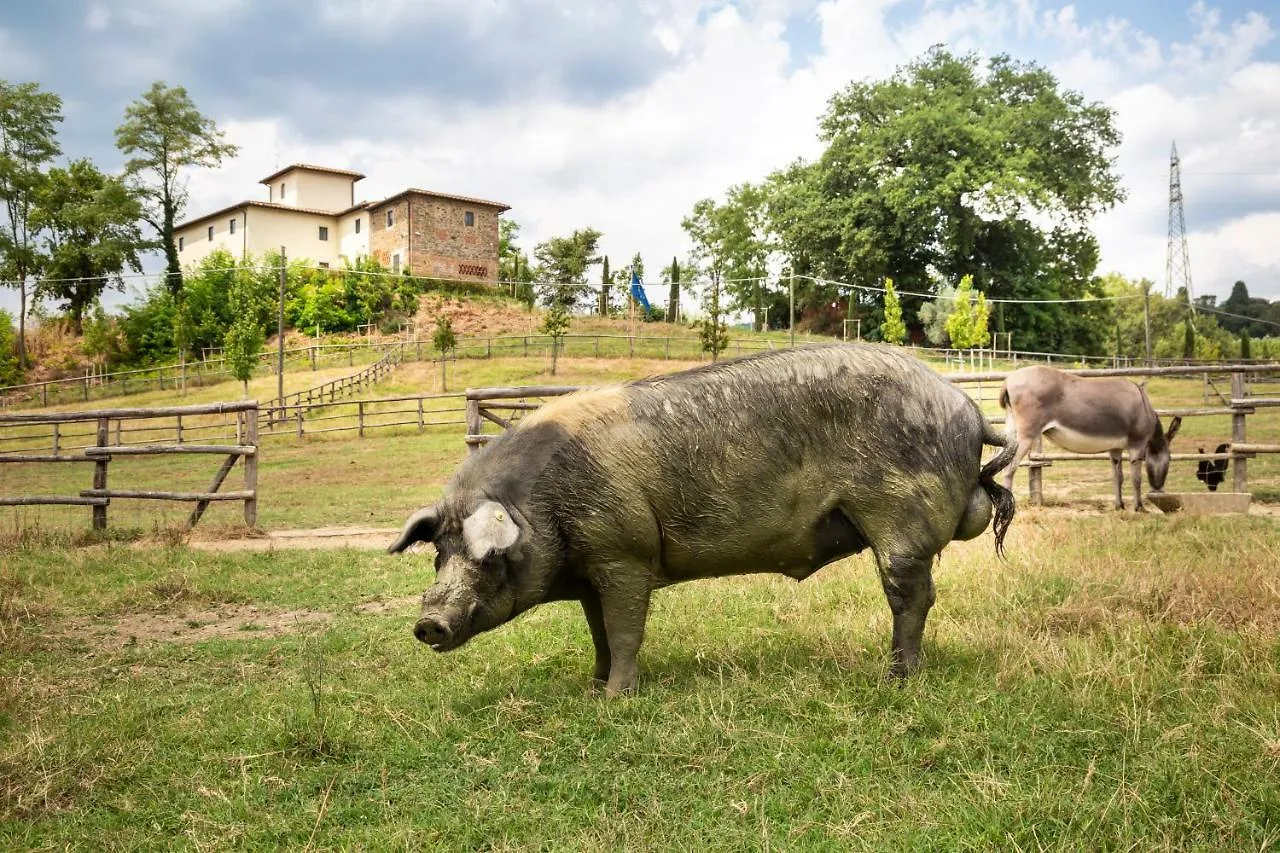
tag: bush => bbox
[0,310,21,385]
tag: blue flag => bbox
[629,269,651,312]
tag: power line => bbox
[797,275,1141,305]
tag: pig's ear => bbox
[462,501,520,560]
[387,506,440,554]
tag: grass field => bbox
[2,353,1279,847]
[1,510,1278,848]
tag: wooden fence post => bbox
[243,408,259,527]
[176,414,184,445]
[1232,371,1248,493]
[1029,435,1044,506]
[417,398,425,432]
[358,401,365,438]
[466,397,483,454]
[51,423,60,456]
[296,407,304,438]
[92,418,109,530]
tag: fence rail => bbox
[261,347,403,426]
[0,401,260,529]
[9,327,1280,410]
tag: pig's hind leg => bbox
[875,552,937,679]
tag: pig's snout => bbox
[413,616,452,648]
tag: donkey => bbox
[999,365,1181,511]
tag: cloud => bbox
[2,0,1279,323]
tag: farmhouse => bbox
[173,164,510,280]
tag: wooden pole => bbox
[277,246,287,423]
[243,407,259,527]
[189,453,241,529]
[92,418,109,530]
[1232,371,1247,494]
[1029,435,1044,506]
[789,269,796,348]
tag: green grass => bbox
[1,513,1277,848]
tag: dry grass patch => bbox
[58,605,333,649]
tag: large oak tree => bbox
[764,47,1125,353]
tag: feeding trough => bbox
[1147,491,1251,516]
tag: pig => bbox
[389,343,1016,695]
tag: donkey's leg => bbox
[1003,426,1037,493]
[1130,453,1146,512]
[1108,449,1126,510]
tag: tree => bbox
[1241,330,1252,361]
[115,82,238,298]
[31,159,146,334]
[762,47,1123,354]
[533,227,602,309]
[223,269,264,398]
[599,255,611,316]
[945,275,991,350]
[0,80,63,367]
[433,314,457,391]
[1182,317,1196,360]
[540,301,570,375]
[880,278,906,344]
[665,256,680,323]
[918,282,956,346]
[682,188,776,331]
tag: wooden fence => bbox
[261,347,402,426]
[0,401,259,529]
[259,391,467,439]
[12,327,1279,411]
[463,364,1280,505]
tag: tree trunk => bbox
[17,280,27,368]
[667,282,679,324]
[162,203,183,296]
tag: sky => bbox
[2,0,1279,318]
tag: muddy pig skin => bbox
[389,343,1016,695]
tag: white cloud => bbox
[129,1,1280,310]
[0,28,37,77]
[85,5,111,30]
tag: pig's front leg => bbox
[578,590,611,683]
[589,566,652,697]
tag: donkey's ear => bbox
[1165,416,1182,443]
[388,506,439,554]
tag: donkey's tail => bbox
[980,419,1017,557]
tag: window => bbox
[318,226,329,241]
[207,225,214,240]
[354,218,361,234]
[280,182,286,198]
[319,262,330,269]
[391,253,401,274]
[386,209,394,228]
[178,236,184,251]
[458,263,486,277]
[464,210,475,227]
[229,218,236,235]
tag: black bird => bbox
[1196,443,1230,491]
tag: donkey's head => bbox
[1145,416,1182,492]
